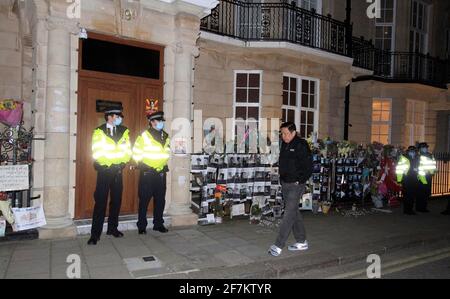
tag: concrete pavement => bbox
[1,199,449,279]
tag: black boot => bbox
[87,236,99,245]
[153,225,169,233]
[106,230,124,238]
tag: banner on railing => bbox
[0,165,29,192]
[12,204,47,232]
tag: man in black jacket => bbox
[269,122,313,257]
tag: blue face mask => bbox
[114,117,122,126]
[420,147,428,154]
[408,151,416,159]
[155,121,164,131]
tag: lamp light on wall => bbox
[79,27,88,39]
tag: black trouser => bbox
[417,178,432,211]
[91,167,123,239]
[275,183,307,248]
[402,179,419,213]
[137,170,166,231]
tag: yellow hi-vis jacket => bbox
[418,154,437,178]
[395,154,427,185]
[132,130,170,172]
[91,126,132,167]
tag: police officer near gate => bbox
[133,109,170,234]
[416,142,437,213]
[88,104,132,245]
[396,146,423,215]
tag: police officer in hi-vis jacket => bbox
[133,109,170,234]
[88,104,132,245]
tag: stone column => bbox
[168,13,200,226]
[39,17,78,239]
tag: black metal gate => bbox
[0,124,40,241]
[432,152,450,197]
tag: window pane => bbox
[249,74,260,88]
[282,109,287,121]
[302,80,309,93]
[248,89,260,103]
[236,107,246,119]
[283,91,289,105]
[385,9,393,23]
[310,81,315,94]
[376,27,384,38]
[290,78,297,91]
[384,40,392,51]
[283,77,289,90]
[372,111,381,122]
[300,111,306,124]
[247,107,259,120]
[381,111,390,122]
[300,125,306,138]
[307,125,313,138]
[307,111,314,125]
[372,125,380,135]
[380,135,389,145]
[236,88,247,102]
[236,73,248,87]
[287,110,295,123]
[302,94,309,107]
[290,92,297,106]
[381,101,391,111]
[415,112,423,124]
[309,94,315,108]
[372,101,382,111]
[379,125,389,135]
[384,27,392,38]
[418,4,423,30]
[386,0,393,10]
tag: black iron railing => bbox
[352,41,448,87]
[352,37,375,70]
[200,0,352,57]
[201,1,448,87]
[432,152,450,197]
[0,125,34,208]
[373,51,447,86]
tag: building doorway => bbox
[75,32,164,219]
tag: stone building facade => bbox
[0,0,219,239]
[0,0,449,239]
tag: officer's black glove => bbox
[94,162,107,172]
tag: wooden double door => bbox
[75,76,163,219]
[75,33,164,220]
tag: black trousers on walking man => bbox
[91,167,123,239]
[137,170,166,231]
[275,183,307,248]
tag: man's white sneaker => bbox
[288,241,308,251]
[268,245,282,257]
